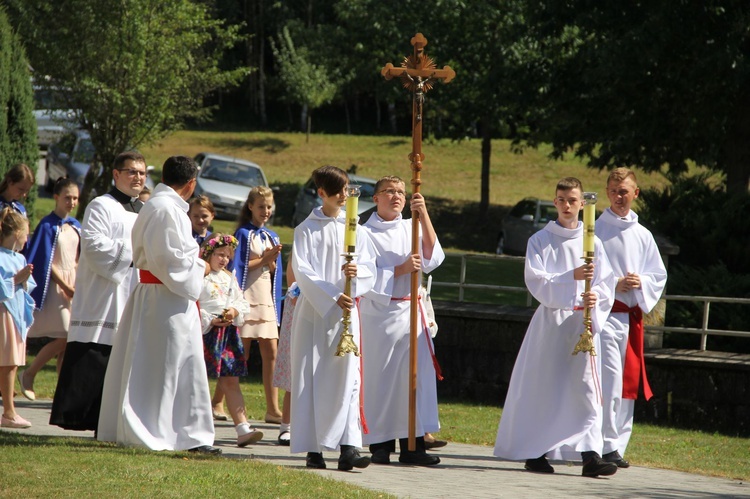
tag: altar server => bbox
[595,167,667,467]
[98,156,217,454]
[494,177,617,477]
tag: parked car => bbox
[193,152,271,220]
[292,174,377,226]
[496,197,558,255]
[33,85,78,148]
[46,129,155,192]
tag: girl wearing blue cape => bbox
[212,186,283,424]
[19,179,81,400]
[0,208,36,429]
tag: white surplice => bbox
[494,221,615,462]
[595,208,667,456]
[290,206,376,453]
[67,194,138,345]
[360,214,445,445]
[98,183,213,451]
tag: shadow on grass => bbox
[203,136,291,154]
[381,139,409,147]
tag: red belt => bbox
[139,270,162,284]
[612,299,652,401]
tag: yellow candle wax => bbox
[344,195,358,250]
[583,202,595,253]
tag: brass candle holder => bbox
[335,184,361,357]
[572,191,597,357]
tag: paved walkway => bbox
[3,398,748,498]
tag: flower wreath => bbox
[200,233,239,260]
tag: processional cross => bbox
[381,33,455,451]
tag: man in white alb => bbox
[595,167,667,468]
[98,156,217,453]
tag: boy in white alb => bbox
[290,165,377,471]
[595,167,667,467]
[361,176,444,466]
[494,177,618,478]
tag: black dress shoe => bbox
[424,439,447,450]
[188,445,222,455]
[582,455,618,477]
[306,452,327,469]
[603,450,630,468]
[399,450,440,466]
[524,455,554,473]
[371,448,391,465]
[338,446,371,471]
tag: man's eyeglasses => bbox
[117,168,147,178]
[378,188,406,197]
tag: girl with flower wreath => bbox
[199,233,263,447]
[213,186,283,424]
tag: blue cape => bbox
[23,211,81,310]
[230,223,282,325]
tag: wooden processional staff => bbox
[381,33,455,451]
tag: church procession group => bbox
[0,151,665,477]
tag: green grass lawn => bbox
[14,356,750,484]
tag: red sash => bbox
[392,295,444,381]
[612,299,653,401]
[139,269,201,316]
[139,269,162,283]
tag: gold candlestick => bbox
[336,184,361,357]
[572,191,597,356]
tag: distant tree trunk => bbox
[388,101,397,135]
[375,97,381,130]
[344,100,351,134]
[306,111,311,143]
[300,104,308,133]
[353,94,360,124]
[257,3,267,126]
[480,116,492,218]
[722,88,750,194]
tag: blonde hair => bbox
[374,175,405,193]
[237,186,274,228]
[607,167,637,185]
[0,207,29,242]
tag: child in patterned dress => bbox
[199,233,263,447]
[272,259,296,445]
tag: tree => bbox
[0,6,38,218]
[270,24,338,142]
[516,2,750,194]
[7,0,246,215]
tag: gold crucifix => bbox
[381,33,455,452]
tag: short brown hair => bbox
[113,151,146,171]
[607,167,637,185]
[556,177,583,193]
[312,165,348,197]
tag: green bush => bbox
[0,6,38,221]
[639,173,750,352]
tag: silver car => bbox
[33,85,77,148]
[496,198,558,255]
[193,152,271,220]
[292,174,377,226]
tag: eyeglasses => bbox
[378,188,406,197]
[117,168,147,178]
